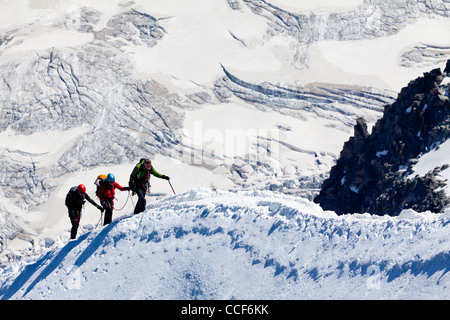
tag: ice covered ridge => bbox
[2,187,450,300]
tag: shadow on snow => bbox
[1,220,120,300]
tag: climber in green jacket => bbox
[129,158,170,215]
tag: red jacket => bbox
[97,181,126,201]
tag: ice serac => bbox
[0,6,184,263]
[0,8,182,198]
[240,0,450,58]
[315,60,450,216]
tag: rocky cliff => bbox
[314,60,450,215]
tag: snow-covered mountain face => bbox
[3,188,450,300]
[0,0,449,266]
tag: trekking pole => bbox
[168,179,176,195]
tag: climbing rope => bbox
[76,182,175,237]
[94,211,103,229]
[78,213,86,235]
[114,190,131,211]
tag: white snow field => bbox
[2,188,450,300]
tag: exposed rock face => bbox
[314,60,450,215]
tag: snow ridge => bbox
[2,188,450,299]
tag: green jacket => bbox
[129,163,163,188]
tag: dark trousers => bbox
[134,188,147,214]
[101,199,114,225]
[134,188,146,215]
[68,208,81,239]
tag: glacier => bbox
[1,0,450,301]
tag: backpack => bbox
[65,186,85,208]
[95,174,107,197]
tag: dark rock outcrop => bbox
[314,60,450,215]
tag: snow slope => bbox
[2,187,450,300]
[1,0,450,301]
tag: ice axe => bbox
[168,179,176,195]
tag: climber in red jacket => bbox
[96,173,129,225]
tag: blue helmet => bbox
[106,173,115,183]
